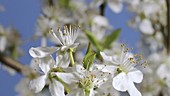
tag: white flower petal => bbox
[61,46,70,51]
[0,36,6,52]
[53,72,76,84]
[107,0,123,13]
[29,47,59,58]
[93,16,108,27]
[39,56,55,73]
[128,70,143,83]
[71,43,79,49]
[100,52,113,62]
[139,19,154,35]
[39,59,50,74]
[112,72,128,91]
[60,43,79,51]
[95,64,116,74]
[90,0,104,7]
[127,80,142,96]
[56,53,70,68]
[66,88,84,96]
[2,65,16,75]
[75,64,85,73]
[49,79,65,96]
[29,75,46,93]
[89,89,96,96]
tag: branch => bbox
[0,53,33,76]
[99,1,106,16]
[166,0,170,54]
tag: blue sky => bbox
[0,0,140,96]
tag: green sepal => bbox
[102,29,121,49]
[84,89,90,96]
[9,45,19,60]
[50,67,65,72]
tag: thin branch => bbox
[0,53,33,76]
[44,0,54,6]
[99,1,106,16]
[166,0,170,54]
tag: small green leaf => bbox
[85,30,102,51]
[59,0,70,8]
[83,43,96,70]
[140,12,146,20]
[102,29,121,49]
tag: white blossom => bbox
[49,25,80,51]
[30,25,80,58]
[66,64,109,96]
[139,19,154,35]
[107,0,123,13]
[29,56,74,96]
[0,25,7,52]
[99,44,145,96]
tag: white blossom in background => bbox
[137,36,164,56]
[107,0,123,13]
[140,72,161,96]
[91,0,123,13]
[139,19,154,35]
[92,15,110,40]
[0,25,22,75]
[99,44,145,96]
[140,55,170,96]
[35,14,56,47]
[15,78,48,96]
[126,0,166,36]
[0,25,7,52]
[157,57,170,88]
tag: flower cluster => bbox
[29,25,144,96]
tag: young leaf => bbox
[102,29,121,49]
[85,30,102,51]
[83,43,96,70]
[59,0,70,8]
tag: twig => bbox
[99,1,106,16]
[166,0,170,54]
[0,53,33,76]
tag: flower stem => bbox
[85,90,90,96]
[53,76,70,94]
[69,49,75,66]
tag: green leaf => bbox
[59,0,70,8]
[85,30,102,51]
[83,43,96,70]
[140,12,146,20]
[102,29,121,49]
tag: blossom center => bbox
[117,65,128,74]
[78,74,96,91]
